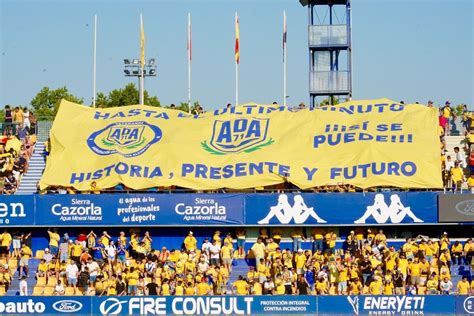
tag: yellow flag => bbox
[140,14,145,67]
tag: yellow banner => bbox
[39,99,442,190]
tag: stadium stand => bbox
[0,228,472,296]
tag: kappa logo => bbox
[258,194,326,224]
[201,118,273,154]
[354,193,423,224]
[87,121,162,158]
[347,296,359,315]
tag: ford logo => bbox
[455,200,474,216]
[52,300,83,313]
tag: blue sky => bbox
[1,0,473,109]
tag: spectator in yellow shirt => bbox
[0,230,12,259]
[19,243,32,278]
[457,277,470,295]
[467,175,474,190]
[426,275,439,294]
[184,282,196,296]
[450,162,464,191]
[295,249,307,275]
[183,231,197,252]
[232,275,249,295]
[369,276,383,295]
[47,228,60,257]
[451,241,463,265]
[311,228,324,253]
[251,238,266,269]
[265,238,279,260]
[127,267,140,295]
[272,228,282,245]
[196,277,212,295]
[221,241,233,273]
[464,238,473,265]
[375,230,386,244]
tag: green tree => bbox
[30,86,83,119]
[165,101,200,113]
[453,104,466,117]
[319,96,340,107]
[98,83,161,108]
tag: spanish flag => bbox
[235,13,240,64]
[140,14,145,67]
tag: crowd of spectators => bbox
[0,228,472,296]
[438,101,474,192]
[0,106,37,195]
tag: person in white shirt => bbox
[66,260,79,289]
[453,147,466,168]
[198,258,209,274]
[19,276,28,296]
[201,238,212,261]
[208,240,221,266]
[54,280,65,295]
[105,241,117,268]
[86,258,99,285]
[440,277,453,294]
[145,261,156,276]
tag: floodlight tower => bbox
[300,0,352,108]
[123,58,157,104]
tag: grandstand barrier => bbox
[438,194,474,223]
[0,192,440,226]
[0,295,471,315]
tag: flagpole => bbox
[93,14,97,108]
[188,13,192,114]
[283,11,287,107]
[235,12,239,107]
[139,13,145,105]
[235,58,239,107]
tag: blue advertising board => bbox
[0,195,34,226]
[245,192,438,225]
[0,295,466,315]
[35,194,244,226]
[0,296,90,314]
[456,295,474,314]
[318,295,455,315]
[92,295,317,315]
[0,192,440,226]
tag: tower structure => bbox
[300,0,352,107]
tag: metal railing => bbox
[309,25,348,47]
[310,70,350,93]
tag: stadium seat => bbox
[43,286,54,295]
[36,277,46,286]
[0,286,5,296]
[32,286,44,296]
[65,287,75,296]
[35,250,44,259]
[47,278,57,286]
